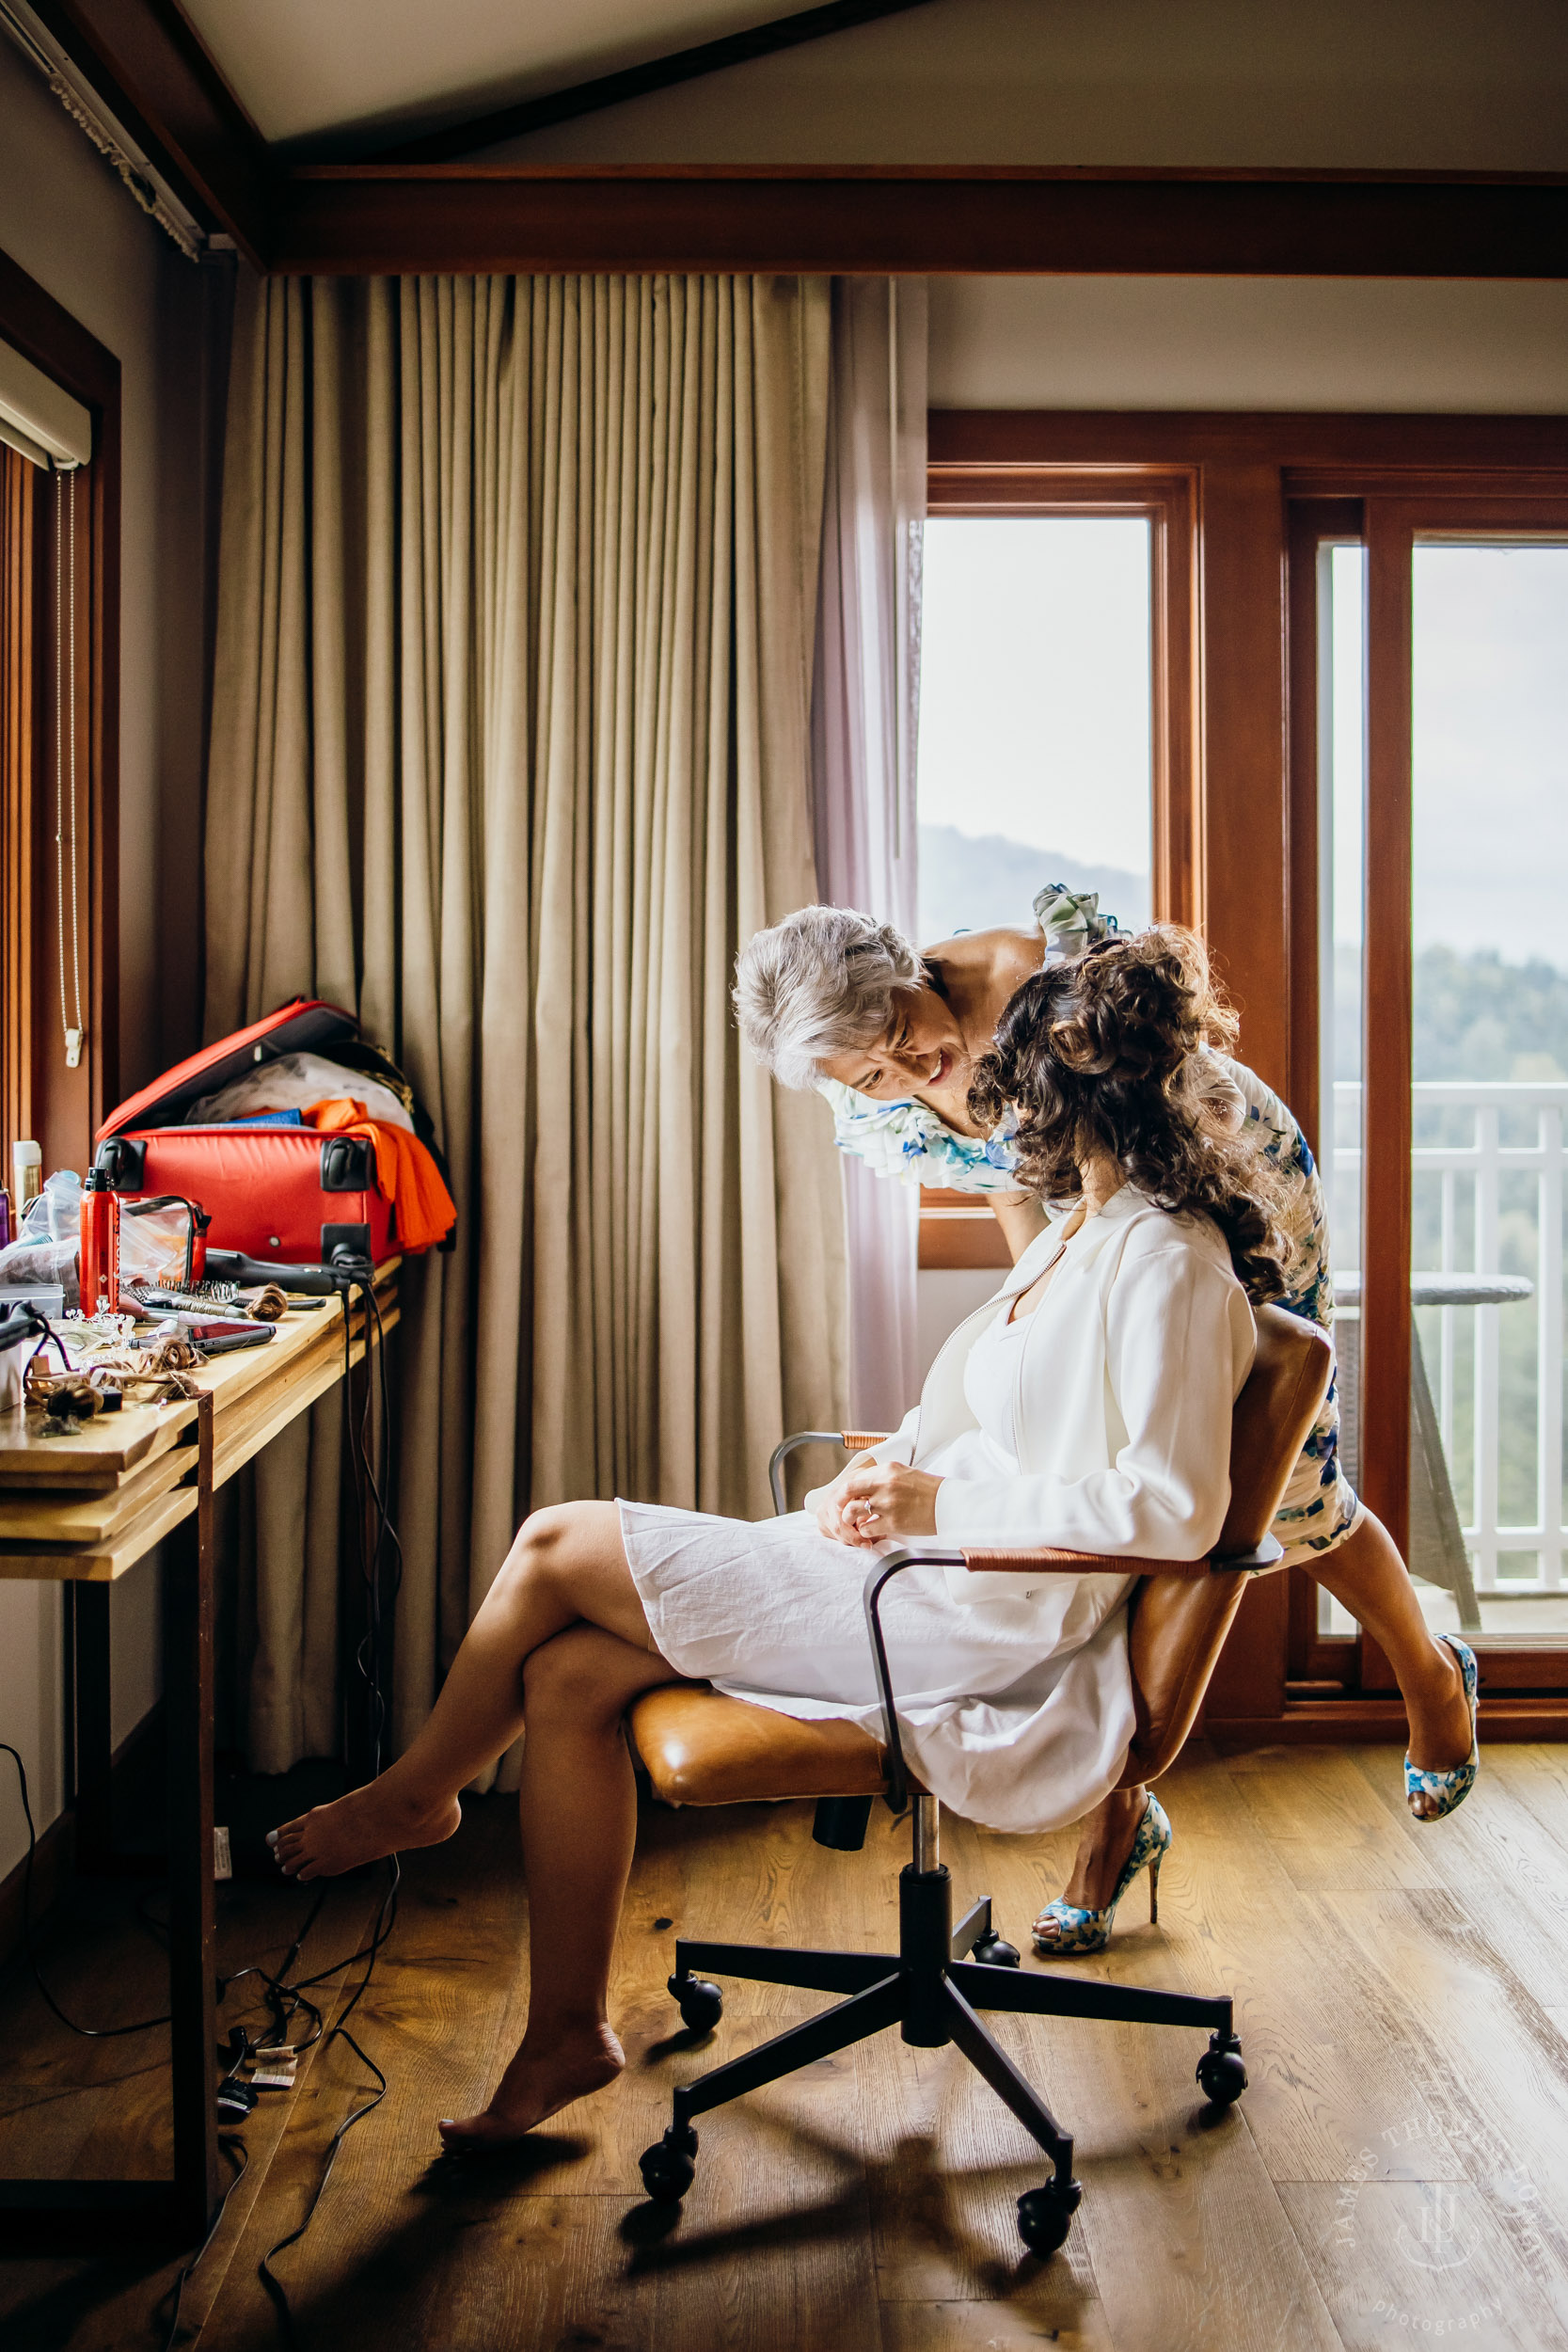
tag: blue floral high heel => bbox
[1406,1633,1480,1821]
[1032,1792,1172,1958]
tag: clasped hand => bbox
[814,1457,943,1548]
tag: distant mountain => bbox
[1329,944,1568,1083]
[1414,946,1568,1083]
[917,824,1151,946]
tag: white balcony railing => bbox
[1328,1081,1567,1596]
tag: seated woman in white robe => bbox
[270,927,1290,2154]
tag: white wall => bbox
[0,40,214,1878]
[928,277,1568,415]
[481,0,1568,168]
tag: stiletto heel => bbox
[1032,1792,1172,1958]
[1406,1634,1480,1822]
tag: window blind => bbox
[0,335,90,469]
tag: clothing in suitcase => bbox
[94,1000,455,1268]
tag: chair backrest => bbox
[1120,1303,1333,1787]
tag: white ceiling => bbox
[179,0,821,147]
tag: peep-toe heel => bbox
[1406,1633,1480,1822]
[1032,1792,1172,1959]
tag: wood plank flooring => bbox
[4,1740,1568,2351]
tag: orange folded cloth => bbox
[306,1100,457,1254]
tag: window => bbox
[0,268,117,1186]
[915,468,1196,1269]
[916,515,1153,945]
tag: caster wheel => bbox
[669,1974,723,2032]
[1196,2033,1247,2107]
[640,2125,698,2203]
[1017,2177,1082,2259]
[973,1931,1022,1969]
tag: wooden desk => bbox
[0,1265,397,2249]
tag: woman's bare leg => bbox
[1037,1783,1151,1929]
[1043,1510,1479,1928]
[439,1624,684,2150]
[1303,1509,1474,1815]
[271,1502,652,1880]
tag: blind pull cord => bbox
[54,460,84,1070]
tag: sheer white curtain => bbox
[811,277,927,1430]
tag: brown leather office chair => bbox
[628,1304,1332,2258]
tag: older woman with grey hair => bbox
[734,896,1478,1951]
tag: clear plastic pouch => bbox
[0,1173,198,1302]
[119,1196,198,1289]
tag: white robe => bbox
[621,1188,1256,1834]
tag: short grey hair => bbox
[734,905,922,1090]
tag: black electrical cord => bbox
[0,1741,171,2036]
[256,1263,405,2344]
[257,1860,398,2349]
[154,2132,248,2352]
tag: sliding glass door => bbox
[1294,494,1568,1694]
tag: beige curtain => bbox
[206,273,847,1773]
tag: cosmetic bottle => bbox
[80,1167,121,1318]
[12,1141,41,1217]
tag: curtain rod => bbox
[0,0,209,261]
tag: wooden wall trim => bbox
[26,0,273,265]
[927,464,1202,935]
[932,414,1568,469]
[1195,461,1291,1095]
[269,169,1568,278]
[0,247,119,413]
[1359,500,1418,1577]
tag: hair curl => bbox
[967,926,1291,1302]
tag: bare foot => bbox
[268,1780,461,1881]
[438,2022,625,2152]
[1407,1639,1476,1820]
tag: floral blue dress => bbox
[821,885,1360,1567]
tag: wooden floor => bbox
[4,1740,1568,2351]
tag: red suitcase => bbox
[94,1000,450,1268]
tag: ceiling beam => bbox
[371,0,945,167]
[25,0,274,264]
[273,167,1568,280]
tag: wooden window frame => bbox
[0,246,120,1184]
[922,410,1568,1743]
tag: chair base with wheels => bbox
[638,1785,1245,2255]
[629,1303,1330,2257]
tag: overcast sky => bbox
[920,519,1568,972]
[916,516,1154,883]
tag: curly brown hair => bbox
[967,926,1291,1303]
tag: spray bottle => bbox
[79,1167,121,1318]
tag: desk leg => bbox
[342,1295,380,1790]
[71,1582,115,1871]
[166,1394,220,2235]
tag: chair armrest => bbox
[861,1549,931,1815]
[861,1528,1283,1812]
[956,1535,1284,1577]
[955,1546,1213,1580]
[768,1429,894,1516]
